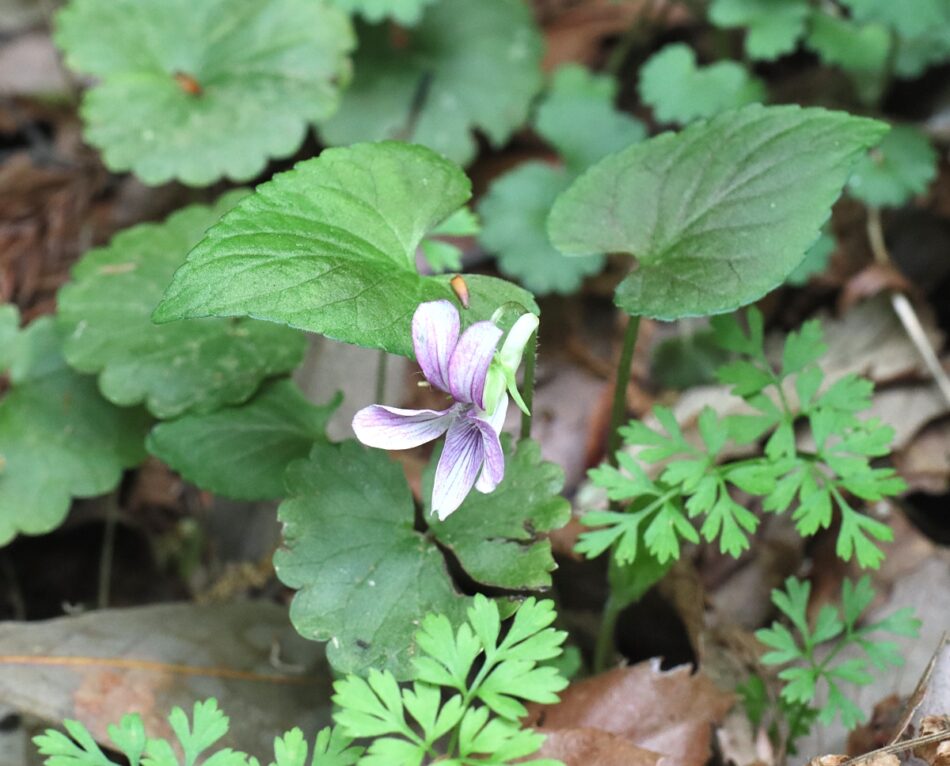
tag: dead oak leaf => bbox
[525,659,734,766]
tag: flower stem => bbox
[520,330,538,441]
[607,316,641,467]
[593,594,623,672]
[374,349,388,404]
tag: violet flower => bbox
[352,299,537,519]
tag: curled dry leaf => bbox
[525,659,735,766]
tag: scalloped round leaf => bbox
[58,193,306,419]
[709,0,810,60]
[423,437,571,590]
[639,44,765,125]
[534,64,647,173]
[329,0,438,24]
[147,381,340,501]
[153,142,538,358]
[841,0,947,39]
[274,440,471,679]
[805,13,890,74]
[480,162,605,295]
[847,124,937,208]
[547,104,889,320]
[319,0,543,165]
[0,318,150,546]
[54,0,354,186]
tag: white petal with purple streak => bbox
[412,299,458,393]
[447,321,502,409]
[352,404,456,450]
[432,416,485,519]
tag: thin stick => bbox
[866,208,950,406]
[840,730,950,766]
[97,493,118,610]
[607,316,641,467]
[520,330,538,441]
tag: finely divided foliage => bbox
[757,576,920,727]
[582,309,904,568]
[548,105,888,320]
[36,597,567,765]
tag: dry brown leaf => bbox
[0,602,330,756]
[525,660,735,766]
[838,263,915,313]
[914,716,950,765]
[808,755,850,766]
[895,418,950,494]
[533,727,663,766]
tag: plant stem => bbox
[520,330,538,441]
[97,493,119,609]
[593,595,623,672]
[607,316,641,467]
[374,349,388,404]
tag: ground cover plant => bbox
[1,0,949,765]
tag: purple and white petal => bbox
[447,321,503,409]
[472,416,505,493]
[432,416,485,519]
[353,404,455,450]
[412,300,459,393]
[482,393,508,435]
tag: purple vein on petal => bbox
[432,416,485,520]
[352,404,456,450]
[473,416,505,493]
[412,299,459,393]
[448,321,502,409]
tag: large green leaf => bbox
[547,104,888,320]
[274,440,471,679]
[147,380,340,501]
[54,0,354,186]
[319,0,543,165]
[58,193,306,419]
[424,438,570,590]
[154,142,537,358]
[639,44,765,125]
[0,317,150,546]
[0,305,17,371]
[329,0,438,24]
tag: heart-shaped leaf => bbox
[154,142,537,358]
[275,440,471,678]
[639,44,765,125]
[0,315,150,546]
[548,104,888,320]
[58,193,306,419]
[54,0,354,186]
[147,380,340,501]
[319,0,543,165]
[329,0,438,25]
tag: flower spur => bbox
[353,299,537,519]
